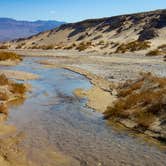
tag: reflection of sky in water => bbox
[4,57,91,96]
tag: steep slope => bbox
[3,9,166,54]
[0,18,65,41]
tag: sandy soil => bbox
[74,86,115,113]
[0,69,40,166]
[0,70,39,80]
[34,49,166,113]
[0,49,165,165]
[12,49,165,82]
[0,59,20,66]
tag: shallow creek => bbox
[1,57,166,166]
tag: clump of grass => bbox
[0,74,26,117]
[76,41,92,51]
[147,50,163,56]
[54,45,63,49]
[100,42,109,49]
[0,103,8,115]
[104,73,166,128]
[117,80,144,97]
[64,43,76,49]
[0,51,22,61]
[0,74,26,95]
[16,43,25,49]
[146,44,166,56]
[97,40,105,45]
[135,111,155,128]
[0,92,9,100]
[164,55,166,62]
[10,83,26,95]
[146,49,164,56]
[35,45,55,50]
[158,44,166,51]
[43,45,54,50]
[0,45,9,49]
[16,45,22,49]
[0,74,10,85]
[115,40,151,53]
[31,46,39,49]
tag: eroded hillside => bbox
[3,9,166,55]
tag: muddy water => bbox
[2,57,166,166]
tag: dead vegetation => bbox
[10,82,26,94]
[0,74,10,85]
[164,55,166,61]
[76,41,92,51]
[42,45,55,50]
[0,91,9,101]
[0,51,22,61]
[115,40,151,53]
[146,44,166,56]
[0,103,8,115]
[28,45,55,50]
[16,43,25,49]
[146,49,164,56]
[0,74,26,115]
[0,45,9,49]
[64,43,76,49]
[104,73,166,139]
[97,40,105,45]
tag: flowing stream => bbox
[1,57,166,166]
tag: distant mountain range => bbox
[0,18,65,41]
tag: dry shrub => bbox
[64,43,76,49]
[146,49,164,56]
[158,44,166,51]
[0,74,26,95]
[98,40,105,45]
[0,92,9,100]
[135,111,155,128]
[0,75,26,117]
[37,45,54,50]
[54,45,63,49]
[0,103,8,115]
[104,73,166,128]
[115,40,151,53]
[164,55,166,62]
[16,43,25,49]
[76,41,92,51]
[0,51,22,61]
[100,42,109,49]
[30,45,40,49]
[0,45,8,49]
[16,45,22,49]
[0,74,10,85]
[43,45,54,50]
[147,44,166,56]
[10,83,26,95]
[118,80,144,97]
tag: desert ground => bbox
[12,49,166,82]
[0,49,165,166]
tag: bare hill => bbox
[3,9,166,54]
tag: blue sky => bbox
[0,0,165,22]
